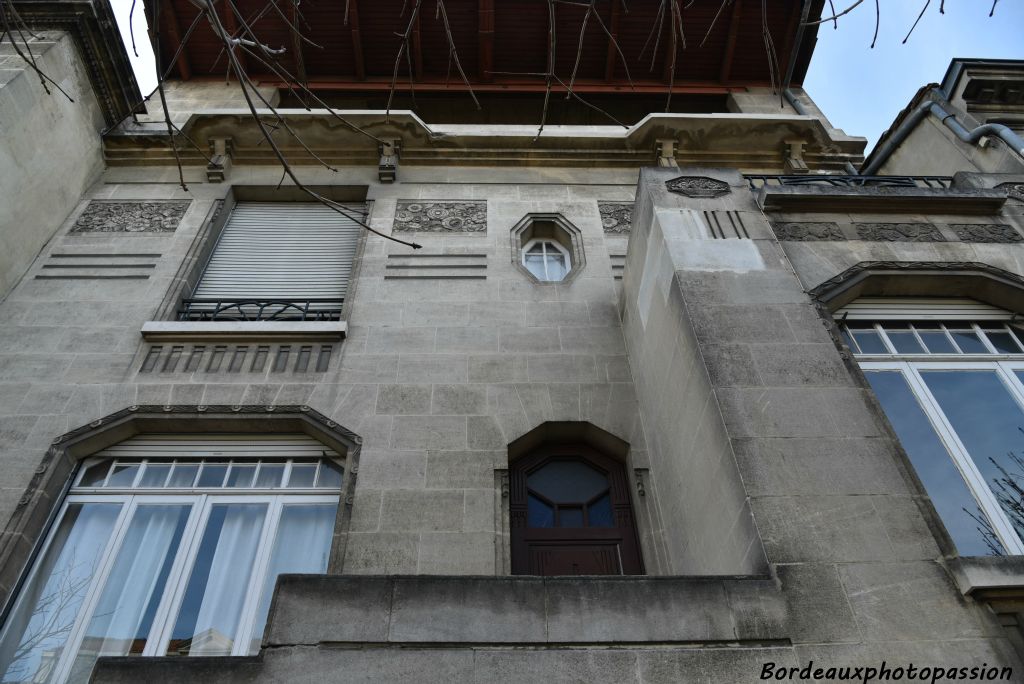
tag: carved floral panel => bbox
[665,176,731,198]
[771,222,845,241]
[854,223,945,242]
[949,224,1024,243]
[598,202,633,234]
[394,201,487,233]
[997,182,1024,203]
[70,200,191,233]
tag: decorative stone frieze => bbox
[997,182,1024,203]
[393,201,487,233]
[854,222,944,242]
[949,224,1024,243]
[598,202,633,234]
[70,200,191,233]
[665,176,731,198]
[771,221,845,241]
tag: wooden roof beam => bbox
[604,0,621,81]
[160,0,191,80]
[719,0,741,83]
[348,0,365,80]
[479,0,494,82]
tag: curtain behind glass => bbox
[65,505,191,684]
[0,504,121,684]
[167,504,267,656]
[248,504,336,654]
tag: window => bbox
[510,445,643,575]
[179,202,364,322]
[838,298,1024,556]
[0,435,342,684]
[521,239,570,282]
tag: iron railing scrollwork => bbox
[177,298,344,321]
[745,175,953,190]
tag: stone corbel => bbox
[206,137,234,182]
[783,139,809,174]
[656,138,678,168]
[379,139,401,183]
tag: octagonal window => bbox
[510,213,586,284]
[523,239,571,282]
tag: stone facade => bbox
[3,12,1024,684]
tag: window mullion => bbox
[148,493,213,657]
[232,498,285,655]
[49,496,140,684]
[903,364,1024,555]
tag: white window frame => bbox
[521,238,571,282]
[859,354,1024,556]
[0,471,338,684]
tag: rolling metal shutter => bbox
[94,433,340,460]
[834,297,1014,321]
[194,202,364,303]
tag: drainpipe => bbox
[860,89,1024,176]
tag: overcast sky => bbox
[112,0,1024,152]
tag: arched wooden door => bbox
[510,444,644,575]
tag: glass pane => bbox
[544,253,568,281]
[523,253,547,280]
[587,494,614,527]
[918,331,958,354]
[315,461,344,489]
[167,464,199,488]
[865,371,1003,556]
[253,464,284,489]
[225,465,255,488]
[66,505,191,684]
[558,507,584,528]
[886,331,925,354]
[987,332,1022,354]
[527,495,554,528]
[78,461,112,487]
[527,460,609,503]
[923,370,1024,549]
[949,331,990,354]
[247,504,337,654]
[138,464,172,488]
[106,463,140,488]
[167,503,267,656]
[851,330,889,354]
[0,503,122,684]
[286,464,317,488]
[196,463,228,488]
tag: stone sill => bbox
[757,186,1007,215]
[140,321,347,343]
[949,556,1024,602]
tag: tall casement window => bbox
[510,444,643,575]
[0,434,342,684]
[179,202,364,322]
[838,297,1024,556]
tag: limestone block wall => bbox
[0,31,106,300]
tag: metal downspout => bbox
[860,89,1024,175]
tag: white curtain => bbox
[65,505,190,684]
[177,504,266,656]
[0,503,121,684]
[248,504,336,654]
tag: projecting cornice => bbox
[103,109,866,171]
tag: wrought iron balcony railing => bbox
[177,298,344,322]
[744,174,954,190]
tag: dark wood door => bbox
[510,445,644,575]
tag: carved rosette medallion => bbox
[665,176,731,198]
[71,200,192,233]
[997,182,1024,203]
[771,222,845,241]
[949,224,1024,244]
[394,201,487,233]
[854,223,945,242]
[598,202,633,234]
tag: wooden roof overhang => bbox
[149,0,824,96]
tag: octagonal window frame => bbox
[510,213,586,285]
